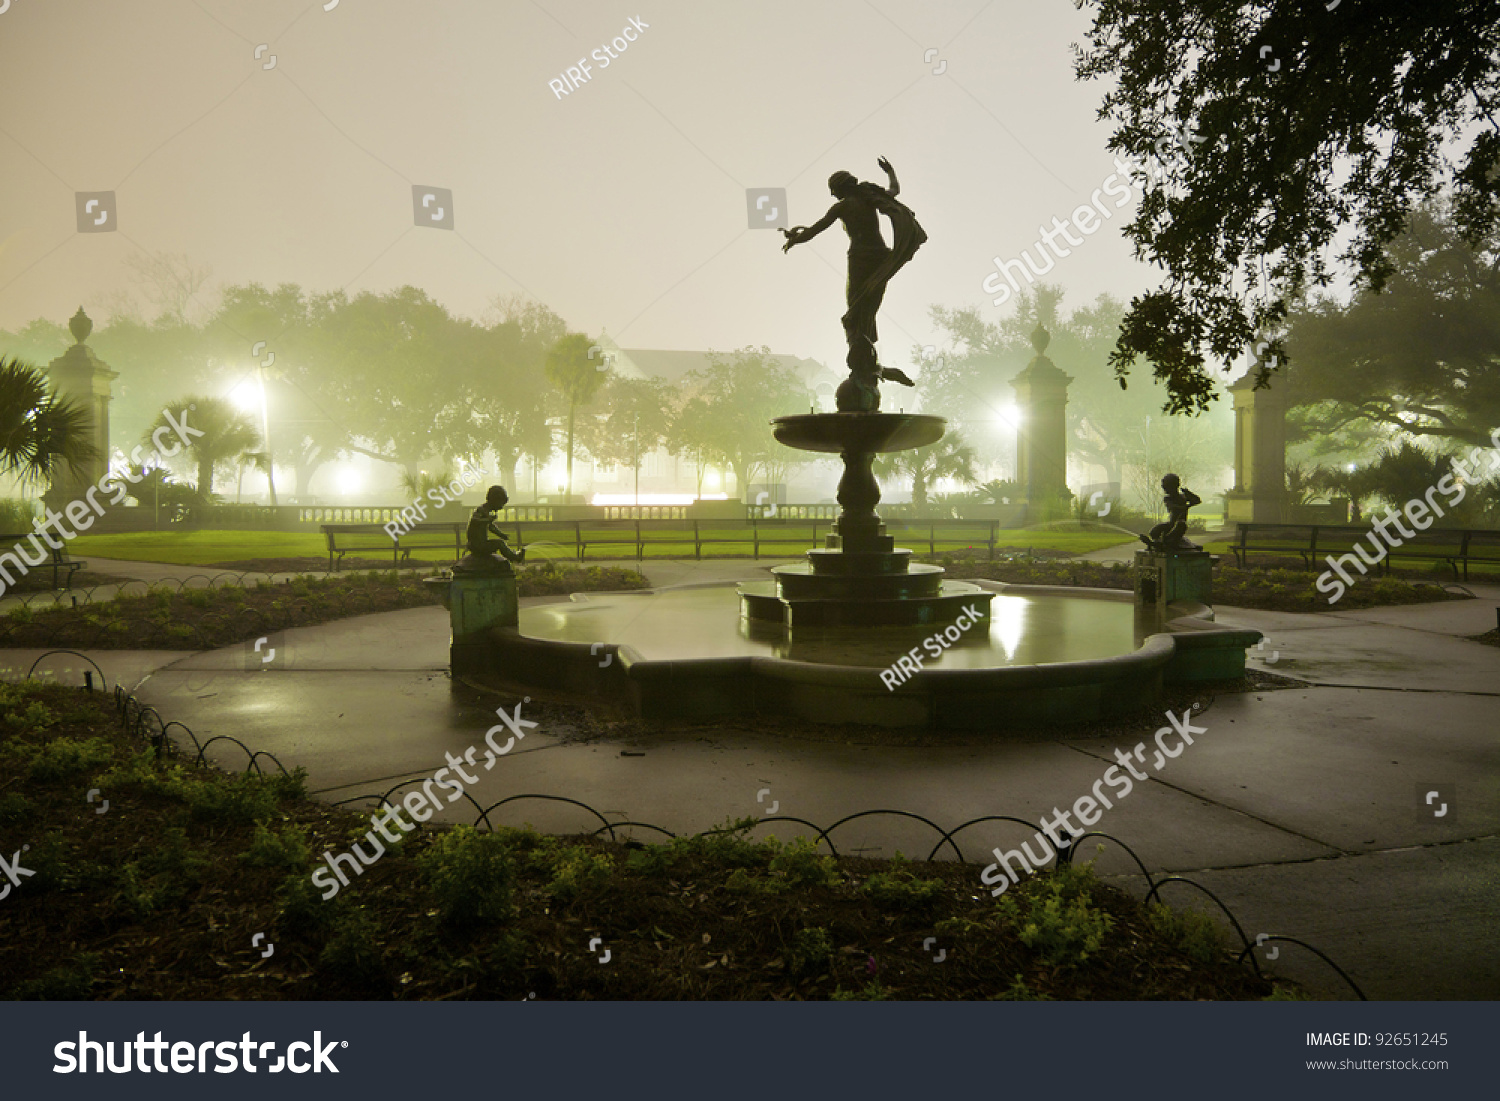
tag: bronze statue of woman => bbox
[781,158,927,407]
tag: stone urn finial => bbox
[1030,322,1050,356]
[69,306,92,345]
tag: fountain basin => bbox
[773,412,944,454]
[466,582,1262,731]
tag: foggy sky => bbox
[0,0,1150,371]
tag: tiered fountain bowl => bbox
[737,412,993,629]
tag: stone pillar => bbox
[1009,323,1073,504]
[1224,367,1288,524]
[42,307,117,512]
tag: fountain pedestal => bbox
[739,413,993,629]
[428,569,518,674]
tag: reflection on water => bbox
[522,586,1140,669]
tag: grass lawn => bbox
[69,528,1132,567]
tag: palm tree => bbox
[874,433,980,513]
[544,333,607,501]
[144,396,260,499]
[0,356,96,486]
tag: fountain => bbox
[436,160,1262,730]
[737,411,992,628]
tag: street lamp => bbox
[258,363,277,506]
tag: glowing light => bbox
[230,381,260,412]
[337,468,362,495]
[704,469,721,489]
[591,493,706,506]
[988,593,1027,661]
[997,403,1023,427]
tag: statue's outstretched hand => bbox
[881,366,916,387]
[780,227,803,252]
[877,156,893,175]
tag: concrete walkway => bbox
[3,555,1497,999]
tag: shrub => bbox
[276,869,338,935]
[0,791,31,822]
[543,847,613,902]
[993,974,1053,1000]
[860,868,945,910]
[6,954,98,1000]
[95,752,307,825]
[241,822,313,870]
[1147,902,1226,964]
[418,826,515,927]
[783,927,832,977]
[998,865,1114,967]
[766,837,841,888]
[4,736,113,781]
[319,910,387,988]
[625,818,769,876]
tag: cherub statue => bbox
[1139,473,1202,552]
[458,485,526,573]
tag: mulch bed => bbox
[0,565,649,651]
[0,682,1288,1001]
[924,554,1469,614]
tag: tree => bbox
[0,357,95,486]
[122,249,215,327]
[460,306,561,493]
[145,396,260,497]
[926,286,1233,493]
[576,375,677,502]
[1075,0,1500,414]
[544,333,607,500]
[874,432,980,512]
[679,347,810,500]
[1285,201,1500,450]
[666,395,719,496]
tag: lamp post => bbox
[258,364,277,506]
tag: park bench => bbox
[577,519,645,560]
[0,532,87,589]
[1456,529,1500,579]
[321,522,464,571]
[1231,522,1489,578]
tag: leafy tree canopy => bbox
[1286,200,1500,449]
[1075,0,1500,413]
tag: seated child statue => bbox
[460,485,526,571]
[1139,473,1201,553]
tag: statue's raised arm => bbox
[779,159,928,410]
